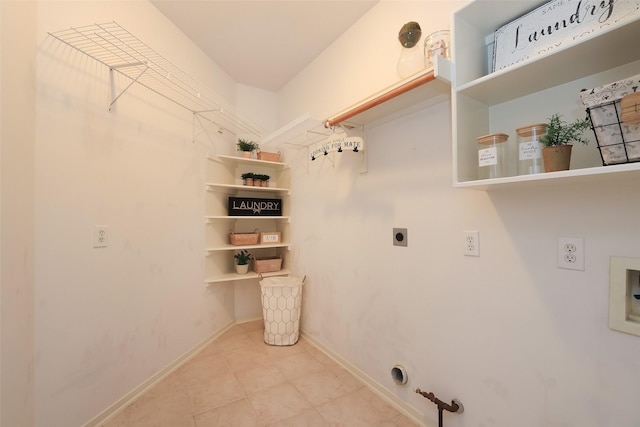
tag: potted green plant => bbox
[234,249,252,274]
[241,172,254,186]
[237,139,259,158]
[539,113,591,172]
[259,174,270,187]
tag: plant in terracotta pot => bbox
[252,174,264,186]
[255,174,270,187]
[241,172,254,186]
[234,250,252,275]
[539,113,591,172]
[237,139,259,158]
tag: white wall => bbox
[31,2,252,425]
[279,1,640,426]
[278,0,458,125]
[236,83,278,135]
[7,0,640,425]
[1,1,36,426]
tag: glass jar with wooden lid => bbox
[477,132,509,179]
[516,123,547,175]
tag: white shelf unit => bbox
[205,155,291,284]
[452,0,640,190]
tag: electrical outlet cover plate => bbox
[94,225,108,248]
[463,231,479,256]
[557,237,584,271]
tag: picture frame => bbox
[260,232,281,244]
[228,197,282,216]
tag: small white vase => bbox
[236,264,249,275]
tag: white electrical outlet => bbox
[463,231,480,257]
[94,225,108,248]
[558,237,584,271]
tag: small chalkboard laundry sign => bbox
[228,197,282,216]
[493,0,640,72]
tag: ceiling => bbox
[151,1,379,92]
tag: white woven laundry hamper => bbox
[259,276,305,346]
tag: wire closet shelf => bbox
[48,21,264,138]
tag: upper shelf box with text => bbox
[452,0,640,189]
[455,0,640,102]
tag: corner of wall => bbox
[0,1,36,425]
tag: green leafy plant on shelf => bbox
[241,172,255,185]
[539,113,591,146]
[236,139,259,152]
[234,250,252,266]
[539,113,592,172]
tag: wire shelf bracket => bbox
[109,61,149,111]
[48,21,265,140]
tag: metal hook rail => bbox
[415,388,463,427]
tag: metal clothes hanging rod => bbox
[324,70,437,128]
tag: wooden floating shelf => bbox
[205,269,291,284]
[205,243,291,252]
[206,183,290,195]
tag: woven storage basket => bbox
[253,256,282,273]
[229,229,259,246]
[581,73,640,165]
[256,151,281,162]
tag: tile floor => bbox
[102,320,419,426]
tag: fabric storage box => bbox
[229,230,259,246]
[256,150,281,162]
[253,256,282,273]
[580,74,640,165]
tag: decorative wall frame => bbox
[228,197,282,216]
[309,132,364,161]
[260,232,281,244]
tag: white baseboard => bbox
[236,316,263,324]
[85,323,427,427]
[84,320,235,427]
[300,329,426,427]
